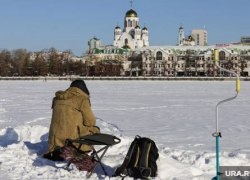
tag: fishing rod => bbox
[212,49,240,180]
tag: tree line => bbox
[0,48,123,76]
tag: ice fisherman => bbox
[44,79,100,161]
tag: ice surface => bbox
[0,80,250,179]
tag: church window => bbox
[156,51,163,60]
[125,38,128,45]
[128,20,132,27]
[132,20,136,27]
[130,29,135,38]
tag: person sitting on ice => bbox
[44,79,100,161]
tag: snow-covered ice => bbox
[0,80,250,179]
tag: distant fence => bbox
[0,76,250,81]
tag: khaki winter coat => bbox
[48,87,99,153]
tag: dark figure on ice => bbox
[44,79,100,161]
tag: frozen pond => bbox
[0,80,250,153]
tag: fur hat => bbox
[70,80,90,95]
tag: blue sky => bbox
[0,0,249,56]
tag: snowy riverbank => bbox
[1,76,250,81]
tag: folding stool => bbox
[65,133,121,178]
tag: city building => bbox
[87,36,131,61]
[85,4,250,77]
[137,45,250,77]
[87,36,132,75]
[88,37,105,52]
[191,29,208,46]
[241,36,250,44]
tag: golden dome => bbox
[126,9,138,17]
[115,25,121,29]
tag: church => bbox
[88,6,149,52]
[113,8,149,50]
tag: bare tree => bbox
[12,49,31,76]
[48,48,63,75]
[32,52,49,76]
[0,50,12,76]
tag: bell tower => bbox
[178,26,185,45]
[124,0,138,34]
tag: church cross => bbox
[130,0,133,8]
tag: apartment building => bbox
[191,29,208,46]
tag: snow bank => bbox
[1,125,250,180]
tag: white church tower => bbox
[113,2,149,50]
[142,27,149,47]
[178,26,185,45]
[114,25,122,41]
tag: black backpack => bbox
[114,135,159,179]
